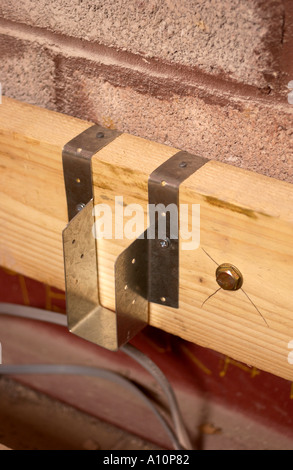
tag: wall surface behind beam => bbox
[0,0,293,181]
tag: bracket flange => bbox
[148,151,208,307]
[62,124,121,221]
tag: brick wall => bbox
[1,0,293,181]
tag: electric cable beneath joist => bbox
[0,303,193,450]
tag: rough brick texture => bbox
[0,0,288,89]
[0,1,293,181]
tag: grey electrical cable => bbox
[0,303,67,327]
[0,364,182,450]
[0,302,192,449]
[121,343,193,450]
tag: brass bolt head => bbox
[216,263,243,291]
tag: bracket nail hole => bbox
[160,297,166,303]
[76,178,81,183]
[124,285,128,290]
[132,299,136,305]
[161,180,167,186]
[77,148,82,154]
[131,258,136,264]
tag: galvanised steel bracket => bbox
[148,151,208,308]
[62,125,148,351]
[62,125,207,350]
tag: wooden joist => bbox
[1,97,293,381]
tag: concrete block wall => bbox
[0,0,293,181]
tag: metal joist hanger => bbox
[62,125,208,350]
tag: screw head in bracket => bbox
[215,263,243,291]
[76,203,85,212]
[96,132,104,139]
[159,238,170,249]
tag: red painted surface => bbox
[0,266,293,442]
